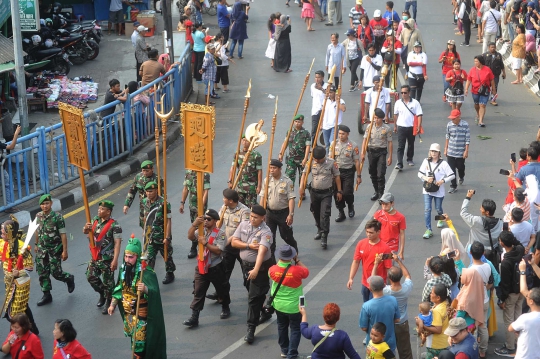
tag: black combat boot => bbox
[96,292,106,307]
[314,231,322,240]
[335,209,346,222]
[66,274,75,293]
[321,233,328,249]
[370,192,380,201]
[37,291,52,306]
[162,272,175,284]
[220,305,231,319]
[348,204,355,218]
[244,325,255,344]
[183,309,200,328]
[259,310,272,324]
[206,292,218,300]
[187,241,197,259]
[102,298,112,315]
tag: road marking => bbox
[211,169,400,359]
[63,181,131,219]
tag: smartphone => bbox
[524,253,533,262]
[500,169,510,176]
[381,253,393,260]
[447,250,457,259]
[434,215,445,221]
[511,153,516,163]
[503,222,509,231]
[299,296,305,307]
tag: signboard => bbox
[19,0,40,32]
[58,102,91,171]
[0,0,9,28]
[180,103,215,173]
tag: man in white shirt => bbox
[364,75,392,123]
[509,287,540,359]
[321,86,346,152]
[360,44,383,91]
[131,21,141,47]
[393,84,422,170]
[509,208,536,251]
[310,70,328,144]
[481,1,501,53]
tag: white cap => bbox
[429,143,441,152]
[137,25,149,32]
[374,9,381,17]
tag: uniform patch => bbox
[354,147,359,155]
[265,235,271,242]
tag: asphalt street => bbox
[4,0,540,357]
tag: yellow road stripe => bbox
[64,181,131,219]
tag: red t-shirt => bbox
[439,51,461,75]
[3,331,44,359]
[446,69,468,87]
[369,18,389,38]
[353,238,392,287]
[467,65,494,94]
[373,210,406,252]
[52,339,92,359]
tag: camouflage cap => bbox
[39,194,52,205]
[293,114,304,121]
[141,160,154,169]
[144,181,158,191]
[99,200,115,210]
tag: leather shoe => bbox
[335,210,346,222]
[220,306,231,319]
[206,292,218,300]
[102,298,111,315]
[187,248,197,259]
[321,233,328,249]
[66,274,75,293]
[37,291,52,306]
[348,207,355,218]
[96,292,106,307]
[183,317,199,328]
[162,272,175,284]
[314,231,322,240]
[244,327,255,343]
[370,192,379,201]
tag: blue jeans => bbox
[423,193,443,230]
[404,1,417,21]
[361,284,373,303]
[276,310,302,359]
[508,23,515,42]
[472,93,489,105]
[442,73,450,95]
[230,39,244,57]
[203,79,214,95]
[195,10,202,24]
[322,128,335,152]
[3,170,13,205]
[321,0,328,15]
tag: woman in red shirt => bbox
[52,319,91,359]
[357,14,373,51]
[464,55,496,127]
[438,40,461,102]
[445,59,467,110]
[1,313,44,359]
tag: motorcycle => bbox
[24,44,71,75]
[81,31,100,60]
[54,30,88,65]
[66,20,102,44]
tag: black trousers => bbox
[220,26,230,44]
[222,246,243,282]
[218,65,229,85]
[329,74,340,88]
[408,74,425,102]
[311,111,322,144]
[446,155,465,188]
[368,147,388,193]
[243,259,271,327]
[396,126,415,166]
[349,57,361,86]
[266,208,298,257]
[334,167,354,210]
[194,51,205,81]
[462,17,472,45]
[190,262,231,311]
[309,187,333,234]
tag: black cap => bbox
[374,108,385,119]
[313,146,326,159]
[329,86,337,92]
[338,124,350,133]
[251,204,266,216]
[270,159,283,168]
[372,75,381,83]
[205,209,220,220]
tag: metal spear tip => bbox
[380,65,389,77]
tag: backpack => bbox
[450,71,464,95]
[511,261,521,294]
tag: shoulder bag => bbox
[401,100,424,135]
[484,219,501,271]
[476,68,491,96]
[14,340,27,359]
[312,327,336,353]
[423,159,443,192]
[401,30,415,64]
[263,264,292,315]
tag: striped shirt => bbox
[445,120,470,157]
[349,6,366,27]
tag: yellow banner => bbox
[58,102,91,171]
[180,103,216,173]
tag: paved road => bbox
[3,0,540,357]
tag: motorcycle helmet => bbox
[44,39,54,48]
[45,18,53,27]
[31,34,41,45]
[53,2,62,14]
[56,29,69,37]
[40,19,45,26]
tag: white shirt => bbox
[364,87,391,118]
[218,45,229,66]
[360,54,383,87]
[310,83,328,116]
[131,30,139,47]
[482,9,501,33]
[512,311,540,359]
[510,221,535,248]
[394,98,423,127]
[407,51,428,76]
[470,263,491,304]
[417,159,455,197]
[322,98,345,130]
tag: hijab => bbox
[159,53,171,72]
[456,268,486,326]
[440,228,466,264]
[274,15,290,41]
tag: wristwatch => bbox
[520,271,526,275]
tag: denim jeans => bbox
[508,23,515,42]
[361,284,373,303]
[442,73,450,95]
[404,1,417,21]
[195,10,202,24]
[276,310,302,359]
[423,193,443,230]
[3,170,12,205]
[322,128,335,152]
[230,39,244,58]
[203,79,214,95]
[321,0,327,15]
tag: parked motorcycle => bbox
[23,39,71,75]
[54,29,88,65]
[66,20,102,44]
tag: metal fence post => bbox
[38,126,50,194]
[125,95,133,155]
[173,65,181,115]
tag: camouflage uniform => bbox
[86,215,122,298]
[183,170,211,222]
[142,196,176,273]
[285,127,311,186]
[35,210,72,292]
[124,172,164,228]
[232,151,263,207]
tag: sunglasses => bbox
[204,217,213,221]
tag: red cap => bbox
[204,35,213,43]
[448,109,461,119]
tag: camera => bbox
[381,253,393,260]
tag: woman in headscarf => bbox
[229,2,249,59]
[440,227,466,264]
[455,268,486,329]
[265,13,278,67]
[273,15,293,73]
[400,18,424,71]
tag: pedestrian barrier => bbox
[0,45,193,212]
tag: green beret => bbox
[141,160,154,169]
[293,114,304,121]
[144,181,158,191]
[99,200,114,210]
[125,235,142,256]
[39,194,52,205]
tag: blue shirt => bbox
[446,120,470,157]
[325,43,346,72]
[193,30,206,52]
[383,278,413,324]
[359,295,400,352]
[217,4,230,28]
[382,10,400,24]
[449,333,479,359]
[516,162,540,185]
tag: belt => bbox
[310,187,333,194]
[339,167,355,172]
[267,208,288,214]
[368,147,388,151]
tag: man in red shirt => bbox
[373,193,406,260]
[370,10,389,53]
[347,219,392,303]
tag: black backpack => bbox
[450,71,464,95]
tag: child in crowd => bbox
[417,301,433,346]
[366,322,396,359]
[301,0,315,31]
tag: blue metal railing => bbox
[0,45,192,211]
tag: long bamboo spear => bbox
[232,79,252,181]
[330,69,344,159]
[262,97,278,209]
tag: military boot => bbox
[187,241,197,259]
[314,231,322,240]
[162,272,175,284]
[102,298,112,315]
[66,274,75,293]
[348,204,355,218]
[96,292,106,307]
[321,233,328,249]
[37,291,52,306]
[335,209,346,222]
[183,309,200,328]
[244,325,255,344]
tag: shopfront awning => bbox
[0,60,51,75]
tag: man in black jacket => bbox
[482,42,506,106]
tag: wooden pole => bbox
[206,81,211,106]
[262,98,278,209]
[79,167,95,247]
[330,69,344,159]
[233,79,252,181]
[196,171,205,261]
[278,59,315,160]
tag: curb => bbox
[497,41,540,97]
[13,121,183,228]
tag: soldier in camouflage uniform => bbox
[34,194,75,307]
[123,160,164,228]
[278,114,311,188]
[141,181,176,284]
[83,200,123,314]
[228,137,263,207]
[180,170,211,259]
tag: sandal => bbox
[285,69,293,73]
[210,94,220,99]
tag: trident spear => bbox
[261,97,278,209]
[232,80,252,181]
[330,68,345,159]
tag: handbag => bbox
[263,264,292,315]
[423,159,442,192]
[312,327,336,353]
[401,30,414,64]
[476,68,491,96]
